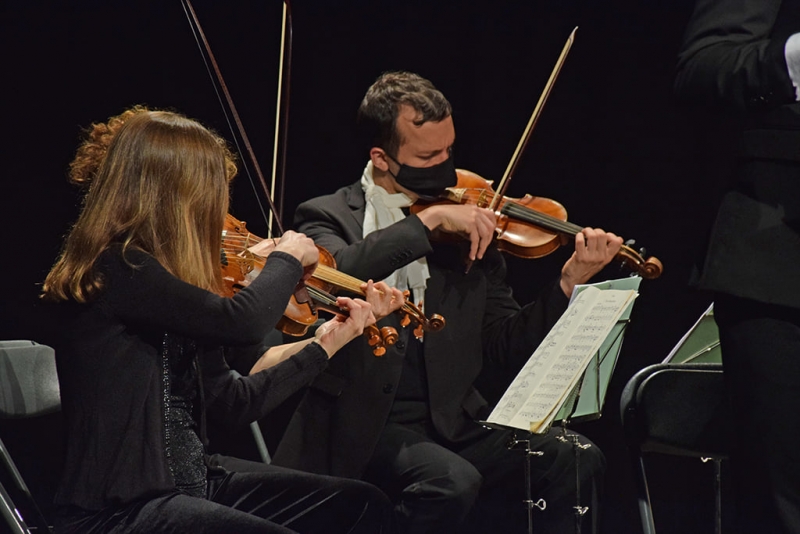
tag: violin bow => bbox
[181,0,290,236]
[181,2,408,353]
[489,26,577,211]
[485,26,663,279]
[269,0,293,236]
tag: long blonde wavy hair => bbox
[42,106,237,302]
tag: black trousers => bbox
[54,458,396,534]
[715,293,800,534]
[362,421,605,534]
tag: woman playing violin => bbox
[41,106,397,533]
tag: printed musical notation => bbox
[487,286,637,433]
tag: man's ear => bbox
[370,147,390,172]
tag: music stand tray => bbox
[662,303,720,364]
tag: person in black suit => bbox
[270,71,623,534]
[675,1,800,532]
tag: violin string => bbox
[501,202,584,235]
[221,235,259,245]
[313,264,365,293]
[220,248,259,259]
[306,286,340,308]
[314,265,422,322]
[221,241,258,249]
[467,188,583,235]
[305,287,392,352]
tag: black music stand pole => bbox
[555,424,592,534]
[507,432,546,534]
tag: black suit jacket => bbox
[272,181,568,478]
[674,0,800,308]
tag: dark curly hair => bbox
[357,71,452,157]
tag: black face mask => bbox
[386,153,458,201]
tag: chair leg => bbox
[0,437,51,533]
[249,421,272,464]
[713,459,722,534]
[0,438,31,499]
[632,453,657,534]
[0,480,31,534]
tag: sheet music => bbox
[487,286,637,433]
[555,276,640,422]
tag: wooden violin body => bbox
[412,169,663,279]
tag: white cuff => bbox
[784,33,800,101]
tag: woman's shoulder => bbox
[98,244,162,277]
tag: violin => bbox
[220,214,444,354]
[411,169,663,279]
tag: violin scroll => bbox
[618,241,663,280]
[398,292,445,340]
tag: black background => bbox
[1,1,741,532]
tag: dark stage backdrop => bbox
[1,1,740,532]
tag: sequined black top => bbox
[163,334,206,497]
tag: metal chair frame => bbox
[620,362,729,534]
[0,340,60,534]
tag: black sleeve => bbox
[202,342,329,428]
[674,0,795,110]
[294,196,433,282]
[99,248,303,347]
[481,249,569,373]
[223,328,286,376]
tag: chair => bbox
[620,362,730,534]
[229,369,272,464]
[0,340,60,534]
[223,323,326,464]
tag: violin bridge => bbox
[442,188,467,203]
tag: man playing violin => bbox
[271,71,623,534]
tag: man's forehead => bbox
[396,106,454,152]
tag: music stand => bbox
[483,277,640,534]
[554,276,641,425]
[663,303,720,364]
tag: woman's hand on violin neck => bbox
[314,297,376,358]
[362,280,405,321]
[416,204,496,261]
[273,231,320,275]
[559,228,624,298]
